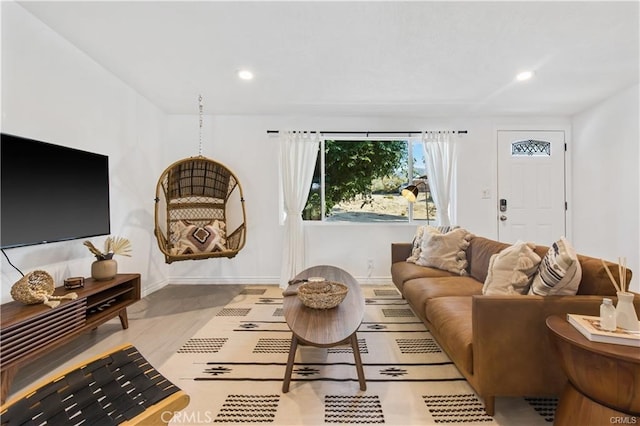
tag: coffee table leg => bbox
[350,333,366,391]
[282,334,298,393]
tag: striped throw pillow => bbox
[529,237,582,296]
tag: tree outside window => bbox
[303,139,436,222]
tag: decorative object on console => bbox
[84,236,132,281]
[483,241,541,295]
[528,237,581,296]
[601,256,640,331]
[10,270,77,308]
[63,276,85,289]
[91,259,118,281]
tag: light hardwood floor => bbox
[7,284,247,402]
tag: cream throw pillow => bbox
[406,225,425,263]
[406,225,460,264]
[529,237,582,296]
[482,241,542,295]
[415,227,472,275]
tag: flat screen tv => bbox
[1,133,110,249]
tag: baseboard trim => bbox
[142,277,170,297]
[166,275,392,286]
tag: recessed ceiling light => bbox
[238,70,254,80]
[516,71,535,82]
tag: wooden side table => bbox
[546,315,640,425]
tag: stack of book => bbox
[567,314,640,347]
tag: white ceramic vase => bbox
[615,291,640,331]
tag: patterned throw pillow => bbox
[170,220,227,255]
[482,241,542,295]
[406,225,460,264]
[415,227,473,275]
[529,237,582,296]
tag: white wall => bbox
[3,2,635,299]
[572,84,640,292]
[164,114,570,284]
[1,3,170,302]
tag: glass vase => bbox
[615,291,640,331]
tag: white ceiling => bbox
[16,1,640,116]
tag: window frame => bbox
[304,136,432,224]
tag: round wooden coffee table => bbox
[282,265,366,393]
[546,315,640,425]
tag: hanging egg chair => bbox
[154,96,246,263]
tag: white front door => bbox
[497,130,566,244]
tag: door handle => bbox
[500,215,507,221]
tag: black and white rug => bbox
[161,285,556,425]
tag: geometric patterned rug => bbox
[161,285,556,425]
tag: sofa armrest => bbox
[471,295,606,398]
[391,243,412,264]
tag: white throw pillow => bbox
[529,237,582,296]
[406,225,460,263]
[406,225,425,263]
[483,241,542,295]
[415,227,472,275]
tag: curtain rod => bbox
[266,130,467,136]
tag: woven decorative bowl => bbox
[297,281,348,309]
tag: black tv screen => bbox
[1,133,110,249]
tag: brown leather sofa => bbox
[391,235,638,416]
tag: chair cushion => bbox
[170,220,227,255]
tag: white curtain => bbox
[422,131,456,226]
[279,131,320,288]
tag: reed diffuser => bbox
[601,257,639,331]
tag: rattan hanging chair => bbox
[154,156,247,263]
[154,96,246,263]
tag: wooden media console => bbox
[0,273,141,403]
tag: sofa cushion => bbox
[424,297,474,375]
[483,241,542,295]
[466,237,511,283]
[529,237,581,296]
[416,228,472,275]
[391,263,456,293]
[403,277,483,322]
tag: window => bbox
[303,139,435,223]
